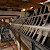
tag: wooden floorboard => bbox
[0,40,18,50]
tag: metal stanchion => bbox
[18,32,21,50]
[31,42,35,50]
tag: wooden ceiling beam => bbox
[0,0,47,11]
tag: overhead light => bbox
[38,2,44,5]
[21,9,26,12]
[29,7,33,9]
[2,19,4,22]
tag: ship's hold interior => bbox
[0,0,50,50]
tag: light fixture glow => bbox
[29,7,33,9]
[21,9,26,12]
[38,2,44,5]
[2,19,4,22]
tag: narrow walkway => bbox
[10,27,30,50]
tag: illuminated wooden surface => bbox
[0,40,18,50]
[10,41,18,50]
[10,27,30,50]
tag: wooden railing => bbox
[11,24,50,50]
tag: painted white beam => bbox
[44,0,50,3]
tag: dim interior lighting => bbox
[29,7,33,9]
[21,9,26,12]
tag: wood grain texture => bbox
[0,0,47,11]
